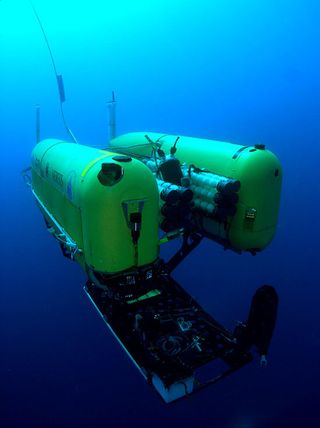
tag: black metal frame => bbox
[85,239,253,402]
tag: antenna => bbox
[36,105,40,143]
[108,90,117,142]
[29,0,78,144]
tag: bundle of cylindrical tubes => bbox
[182,166,241,220]
[157,179,194,232]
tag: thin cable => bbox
[29,0,78,143]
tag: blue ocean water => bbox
[1,0,320,426]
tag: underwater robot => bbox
[25,128,281,402]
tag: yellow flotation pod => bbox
[31,139,159,274]
[110,132,282,252]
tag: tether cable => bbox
[29,0,78,143]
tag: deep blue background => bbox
[1,1,320,427]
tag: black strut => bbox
[166,233,203,273]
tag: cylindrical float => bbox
[109,132,282,252]
[31,139,160,274]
